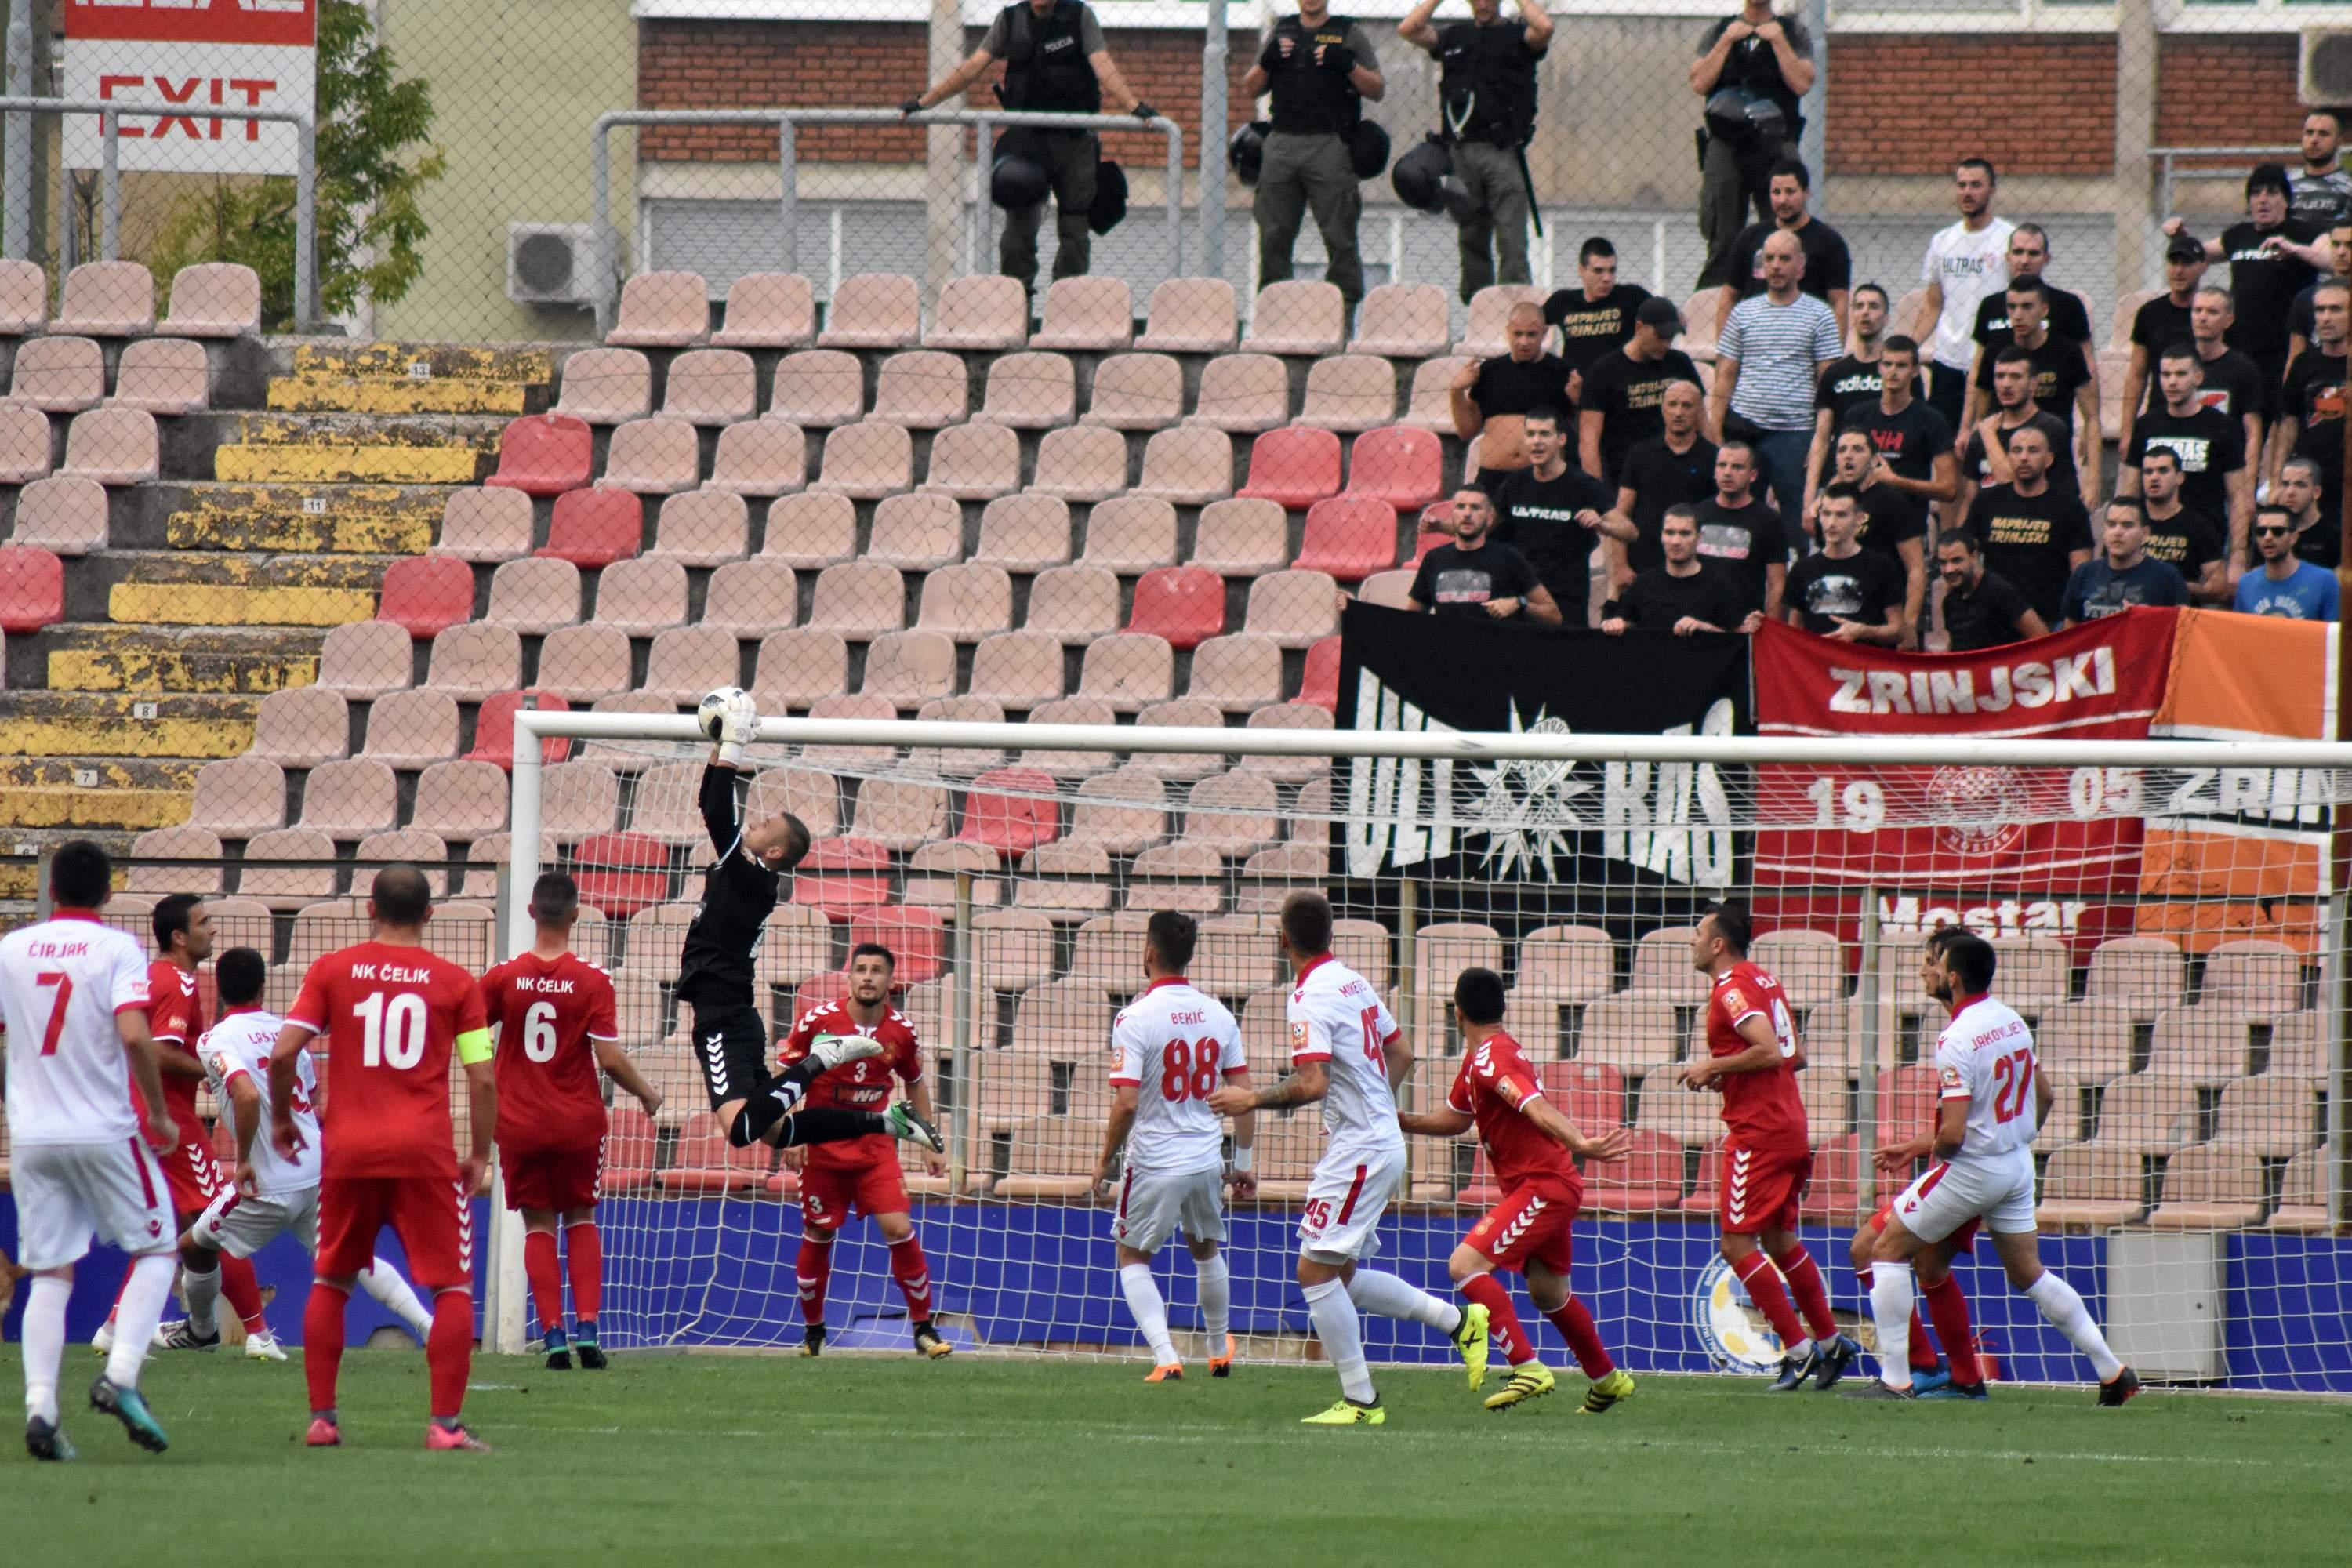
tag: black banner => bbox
[1334,604,1751,906]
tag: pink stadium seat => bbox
[975,493,1073,572]
[423,622,523,701]
[648,489,750,565]
[539,760,619,840]
[849,776,951,851]
[925,274,1029,351]
[1239,702,1330,782]
[1065,768,1168,855]
[126,826,227,896]
[10,336,105,412]
[1296,635,1340,712]
[1241,281,1345,356]
[1136,277,1238,353]
[1131,426,1236,505]
[188,757,287,834]
[702,559,798,637]
[642,626,746,703]
[1020,696,1118,778]
[1345,426,1444,510]
[111,337,210,415]
[1186,633,1282,712]
[914,562,1014,641]
[0,404,53,483]
[907,695,1009,778]
[485,556,581,633]
[806,560,906,637]
[1029,277,1134,351]
[52,260,154,336]
[1295,354,1397,433]
[751,628,850,711]
[434,486,535,563]
[536,487,643,568]
[296,758,400,838]
[1186,353,1290,434]
[1127,565,1225,650]
[817,274,921,349]
[1192,498,1289,575]
[810,419,914,499]
[158,262,262,338]
[706,418,808,496]
[661,349,757,424]
[487,412,592,496]
[1079,496,1178,573]
[1294,495,1398,581]
[467,690,573,769]
[1083,353,1185,430]
[411,760,509,842]
[867,492,964,569]
[862,630,958,706]
[1024,564,1120,643]
[316,620,415,696]
[1402,356,1470,435]
[921,421,1022,500]
[358,688,462,768]
[249,687,350,768]
[790,836,895,918]
[554,347,653,424]
[60,406,158,485]
[237,829,337,910]
[960,766,1062,860]
[1238,427,1341,510]
[968,630,1067,710]
[770,350,866,429]
[1181,770,1283,856]
[535,624,633,701]
[600,417,702,495]
[975,350,1077,429]
[607,270,708,347]
[1078,632,1174,712]
[0,259,41,335]
[1131,699,1225,784]
[713,272,817,349]
[594,557,690,633]
[9,477,107,555]
[574,831,670,916]
[1349,283,1449,358]
[1245,569,1341,647]
[376,554,475,639]
[1028,424,1130,501]
[1454,284,1545,358]
[873,350,971,428]
[761,492,860,568]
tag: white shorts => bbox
[1298,1144,1407,1264]
[189,1185,320,1260]
[1891,1148,2038,1243]
[1111,1162,1225,1255]
[10,1138,175,1271]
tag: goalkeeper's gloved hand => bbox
[717,691,760,766]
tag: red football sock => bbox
[303,1282,348,1415]
[427,1289,473,1420]
[564,1221,602,1325]
[219,1254,267,1335]
[1542,1295,1615,1380]
[795,1234,833,1327]
[524,1229,563,1333]
[1731,1249,1806,1347]
[1769,1244,1839,1342]
[1863,1263,1937,1370]
[1458,1273,1534,1366]
[1924,1273,1984,1385]
[888,1236,934,1324]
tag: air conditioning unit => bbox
[506,223,599,307]
[2300,30,2352,106]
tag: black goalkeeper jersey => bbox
[676,764,779,1004]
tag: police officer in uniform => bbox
[1689,1,1814,293]
[907,0,1152,296]
[1242,1,1385,320]
[1399,0,1551,303]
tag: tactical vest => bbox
[1267,13,1362,138]
[1436,20,1536,148]
[998,0,1100,114]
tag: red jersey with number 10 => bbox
[286,940,487,1180]
[132,957,205,1127]
[480,951,617,1154]
[1704,960,1808,1151]
[1446,1029,1579,1196]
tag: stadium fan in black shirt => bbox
[1407,484,1563,622]
[2120,342,2250,563]
[1687,439,1791,620]
[1784,484,1903,643]
[1719,156,1852,334]
[1969,224,2092,359]
[1957,348,2079,517]
[2119,234,2209,456]
[1805,281,1892,485]
[1965,278,2098,495]
[1823,424,1926,643]
[2287,222,2352,362]
[1497,408,1629,617]
[2169,163,2332,390]
[1935,528,2047,652]
[1544,236,1653,376]
[2273,279,2350,532]
[1453,301,1576,483]
[2275,454,2339,570]
[2132,448,2229,604]
[1960,421,2093,625]
[2178,285,2272,462]
[1844,336,1958,514]
[680,699,942,1154]
[1577,295,1703,485]
[1607,378,1719,584]
[1601,504,1755,635]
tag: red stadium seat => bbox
[0,545,64,633]
[572,830,669,916]
[848,906,947,986]
[1798,1134,1864,1223]
[1236,427,1341,510]
[1294,495,1398,582]
[1295,635,1340,713]
[792,972,851,1022]
[1410,506,1452,565]
[1538,1060,1626,1131]
[1581,1128,1686,1214]
[655,1112,768,1192]
[603,1107,659,1193]
[957,765,1061,859]
[790,836,895,920]
[1127,564,1225,651]
[375,554,475,640]
[1874,1065,1940,1146]
[1343,426,1443,511]
[536,487,643,568]
[465,689,574,770]
[486,412,593,497]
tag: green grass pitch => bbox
[15,1349,2351,1566]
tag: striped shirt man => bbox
[1720,291,1845,433]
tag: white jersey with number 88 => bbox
[1109,978,1244,1174]
[1286,956,1405,1160]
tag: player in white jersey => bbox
[169,948,435,1359]
[1094,912,1254,1381]
[1207,891,1489,1425]
[1849,927,2140,1404]
[0,840,179,1459]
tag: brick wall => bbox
[1825,35,2118,177]
[2153,34,2304,150]
[638,18,1256,168]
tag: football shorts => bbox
[500,1139,604,1214]
[687,996,771,1111]
[1111,1161,1226,1254]
[799,1145,911,1229]
[11,1138,175,1270]
[1720,1142,1813,1236]
[1870,1199,1980,1254]
[1297,1144,1406,1264]
[1464,1178,1582,1274]
[316,1176,474,1290]
[191,1184,321,1259]
[1889,1148,2037,1243]
[156,1131,227,1217]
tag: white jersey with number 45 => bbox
[201,1008,321,1197]
[0,914,150,1146]
[1935,995,2042,1160]
[1109,978,1244,1174]
[1287,956,1405,1160]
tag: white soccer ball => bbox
[698,686,749,742]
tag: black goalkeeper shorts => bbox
[687,996,770,1111]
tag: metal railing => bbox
[589,107,1184,335]
[2148,145,2302,224]
[0,94,320,332]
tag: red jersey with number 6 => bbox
[480,951,616,1155]
[1704,960,1807,1152]
[777,1000,922,1167]
[1446,1029,1578,1196]
[286,940,487,1181]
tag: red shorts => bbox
[1463,1180,1583,1275]
[1721,1142,1812,1236]
[1871,1200,1980,1253]
[799,1145,910,1231]
[316,1175,474,1290]
[500,1139,603,1214]
[157,1134,225,1218]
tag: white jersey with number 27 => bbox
[0,914,151,1146]
[1109,978,1245,1174]
[1287,956,1405,1161]
[1934,995,2041,1160]
[201,1008,321,1197]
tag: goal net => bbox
[503,608,2350,1392]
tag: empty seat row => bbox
[0,259,258,340]
[2,336,212,416]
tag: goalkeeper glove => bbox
[717,692,760,766]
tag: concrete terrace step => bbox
[267,373,548,416]
[284,340,561,383]
[36,622,326,694]
[0,758,202,832]
[97,549,389,627]
[155,482,449,554]
[209,412,508,485]
[0,691,259,758]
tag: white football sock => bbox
[1302,1278,1374,1403]
[1195,1251,1232,1347]
[1345,1269,1461,1334]
[22,1275,70,1425]
[360,1256,435,1339]
[1119,1263,1178,1367]
[181,1256,221,1336]
[1868,1260,1915,1389]
[2026,1269,2124,1381]
[107,1253,177,1388]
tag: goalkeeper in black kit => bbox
[681,688,944,1156]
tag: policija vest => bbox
[1436,20,1536,149]
[1268,14,1363,137]
[997,0,1100,114]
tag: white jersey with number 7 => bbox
[0,913,151,1146]
[1934,995,2042,1160]
[1286,956,1405,1160]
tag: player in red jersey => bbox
[1675,902,1857,1391]
[480,871,664,1373]
[269,866,497,1453]
[779,942,953,1360]
[1399,967,1637,1415]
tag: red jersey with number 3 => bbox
[778,1000,921,1167]
[1704,960,1807,1152]
[286,940,487,1181]
[1446,1029,1578,1196]
[480,951,617,1154]
[132,957,205,1127]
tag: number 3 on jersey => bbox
[1158,1037,1221,1102]
[354,990,427,1069]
